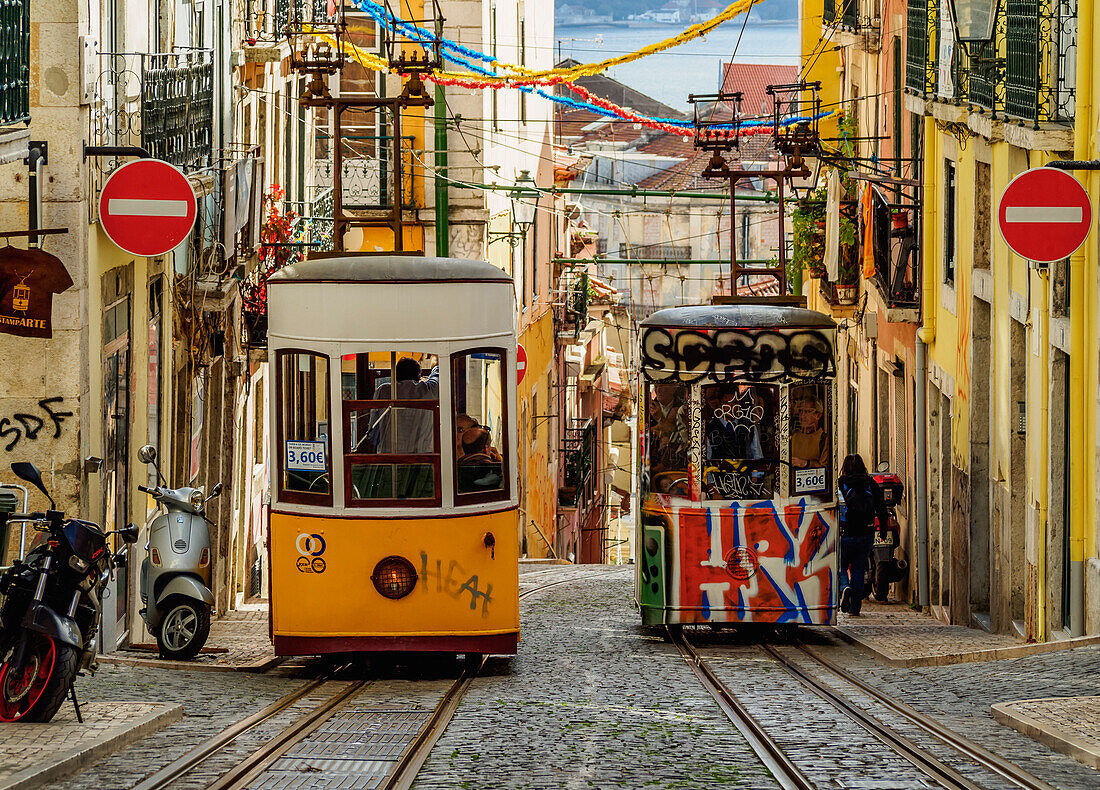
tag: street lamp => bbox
[948,0,1000,43]
[488,170,540,247]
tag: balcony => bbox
[559,418,596,510]
[244,0,335,40]
[907,0,1075,128]
[91,50,214,194]
[0,0,29,127]
[617,242,692,260]
[904,0,935,95]
[313,134,416,210]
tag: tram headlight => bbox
[371,556,418,599]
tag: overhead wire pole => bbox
[434,82,449,256]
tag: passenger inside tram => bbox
[790,388,828,469]
[456,427,504,492]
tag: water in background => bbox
[555,21,800,115]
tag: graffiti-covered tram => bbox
[266,256,520,656]
[635,303,839,626]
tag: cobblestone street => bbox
[1,564,1089,789]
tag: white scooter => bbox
[136,444,220,660]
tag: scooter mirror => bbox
[120,523,139,544]
[138,444,158,464]
[876,461,889,473]
[208,483,223,499]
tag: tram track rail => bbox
[672,624,1056,790]
[132,568,594,790]
[668,627,815,790]
[778,641,1056,790]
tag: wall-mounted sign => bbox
[0,247,74,339]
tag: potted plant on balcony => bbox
[239,185,300,349]
[792,188,828,281]
[834,210,860,304]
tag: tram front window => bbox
[646,382,690,497]
[277,352,331,503]
[342,352,440,505]
[702,382,779,500]
[790,382,831,499]
[452,349,508,502]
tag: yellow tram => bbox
[636,303,840,626]
[266,256,520,655]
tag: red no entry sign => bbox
[998,167,1092,263]
[517,343,528,386]
[99,159,198,257]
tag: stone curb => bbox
[834,627,1100,667]
[0,703,183,790]
[96,652,281,673]
[519,558,572,565]
[991,699,1100,770]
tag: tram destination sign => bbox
[640,326,836,382]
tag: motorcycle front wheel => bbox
[0,631,79,722]
[156,596,211,661]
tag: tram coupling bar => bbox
[483,532,495,559]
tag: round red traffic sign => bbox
[517,343,528,386]
[98,159,198,257]
[998,167,1092,263]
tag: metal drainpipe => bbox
[915,338,930,608]
[1060,0,1094,637]
[434,83,449,257]
[870,339,878,466]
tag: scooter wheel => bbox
[156,596,211,661]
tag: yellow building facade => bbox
[904,0,1096,638]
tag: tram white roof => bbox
[268,255,513,284]
[641,304,836,330]
[267,255,516,345]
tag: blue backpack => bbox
[840,477,876,533]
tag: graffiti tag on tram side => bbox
[419,551,493,615]
[640,328,836,383]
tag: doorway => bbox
[103,295,131,648]
[970,297,992,624]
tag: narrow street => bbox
[17,565,1094,789]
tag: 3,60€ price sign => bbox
[286,441,326,471]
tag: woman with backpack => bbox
[837,453,890,616]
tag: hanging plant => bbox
[239,185,301,317]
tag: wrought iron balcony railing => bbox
[0,0,29,126]
[618,242,692,260]
[91,50,214,187]
[245,0,336,40]
[1004,0,1075,125]
[560,417,596,509]
[906,0,1075,125]
[905,0,936,95]
[313,134,416,209]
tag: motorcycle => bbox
[136,444,220,660]
[0,462,136,722]
[865,466,908,602]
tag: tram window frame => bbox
[451,347,511,505]
[789,382,833,501]
[341,352,443,508]
[700,381,781,501]
[645,381,692,499]
[275,350,333,507]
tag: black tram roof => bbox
[268,255,514,285]
[641,304,836,330]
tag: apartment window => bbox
[944,160,957,286]
[519,16,527,124]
